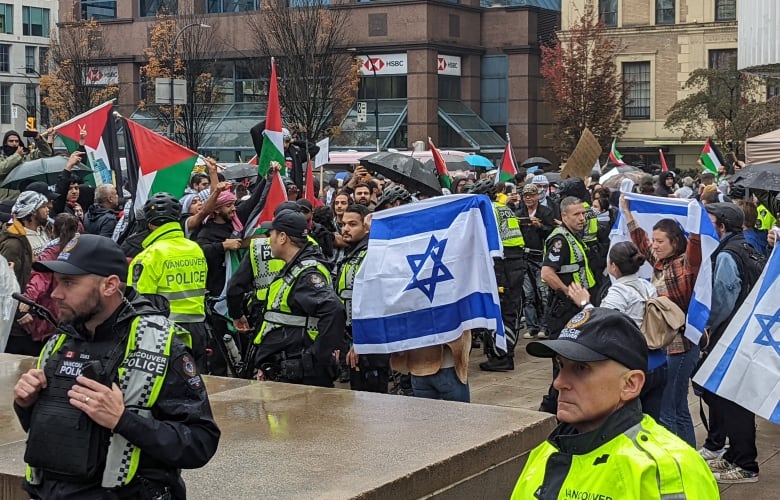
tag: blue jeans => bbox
[659,346,699,447]
[411,367,470,403]
[523,262,547,333]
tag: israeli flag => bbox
[693,247,780,423]
[609,192,719,344]
[352,194,504,354]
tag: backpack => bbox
[625,282,686,350]
[721,239,767,307]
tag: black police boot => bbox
[479,356,514,372]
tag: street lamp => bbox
[169,23,210,140]
[347,48,380,152]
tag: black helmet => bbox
[376,185,412,210]
[144,192,182,225]
[469,178,496,198]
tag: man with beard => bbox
[0,191,50,354]
[339,204,390,393]
[13,234,220,499]
[353,183,373,208]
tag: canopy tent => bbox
[746,128,780,165]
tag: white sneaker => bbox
[536,332,548,339]
[523,332,536,339]
[715,466,759,484]
[698,447,726,461]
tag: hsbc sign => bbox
[358,54,407,76]
[84,65,119,86]
[437,55,461,76]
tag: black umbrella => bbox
[521,156,552,167]
[360,152,442,197]
[1,156,93,189]
[222,163,258,181]
[732,164,780,192]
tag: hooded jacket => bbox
[0,131,54,202]
[84,204,119,238]
[21,242,60,342]
[0,219,33,288]
[654,171,676,197]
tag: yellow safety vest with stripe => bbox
[545,226,596,288]
[493,202,525,248]
[337,246,367,327]
[757,204,777,231]
[248,238,285,302]
[511,415,719,499]
[253,259,332,345]
[582,202,599,244]
[26,315,190,489]
[128,222,207,323]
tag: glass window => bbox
[438,75,461,100]
[81,1,117,19]
[358,76,407,100]
[623,61,651,119]
[0,44,9,73]
[39,47,48,75]
[139,0,178,17]
[715,0,736,22]
[481,55,507,128]
[22,7,50,37]
[709,48,737,70]
[25,46,36,73]
[655,0,674,25]
[768,82,780,100]
[0,4,12,34]
[25,84,37,117]
[599,0,617,27]
[207,0,258,12]
[0,84,10,124]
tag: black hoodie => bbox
[2,130,22,157]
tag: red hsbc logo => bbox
[86,68,104,83]
[364,58,384,72]
[438,57,447,71]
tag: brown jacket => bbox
[390,330,471,384]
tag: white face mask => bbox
[536,186,548,202]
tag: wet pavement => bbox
[466,338,780,500]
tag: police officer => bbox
[13,234,220,499]
[538,196,596,413]
[248,209,346,387]
[338,204,390,393]
[128,193,210,372]
[470,179,527,371]
[512,308,718,499]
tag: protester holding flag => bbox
[699,202,763,483]
[621,195,702,447]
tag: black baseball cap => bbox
[24,181,59,201]
[273,201,303,216]
[296,199,313,213]
[33,234,128,277]
[260,209,309,238]
[526,308,647,371]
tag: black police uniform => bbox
[15,290,221,499]
[251,243,346,387]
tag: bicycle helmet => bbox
[144,192,182,225]
[469,178,496,198]
[376,185,412,210]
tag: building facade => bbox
[0,1,56,135]
[54,0,560,163]
[562,0,738,170]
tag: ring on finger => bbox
[85,396,90,403]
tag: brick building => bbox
[54,0,560,163]
[562,0,738,169]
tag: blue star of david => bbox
[754,308,780,356]
[404,235,454,302]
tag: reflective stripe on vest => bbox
[27,315,182,488]
[253,259,331,345]
[582,203,599,244]
[494,203,525,248]
[249,238,285,302]
[757,204,777,231]
[545,226,595,288]
[337,248,366,327]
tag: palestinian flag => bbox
[609,138,626,166]
[496,136,517,184]
[56,100,121,187]
[304,160,324,208]
[659,149,669,172]
[244,170,288,238]
[428,137,452,190]
[700,139,721,175]
[257,58,286,177]
[123,118,198,210]
[247,154,258,166]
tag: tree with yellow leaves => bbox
[140,14,223,150]
[39,18,118,124]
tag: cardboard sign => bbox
[562,128,601,180]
